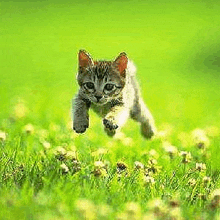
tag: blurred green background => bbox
[1,0,220,131]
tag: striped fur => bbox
[72,50,156,139]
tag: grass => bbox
[1,114,220,219]
[1,0,220,219]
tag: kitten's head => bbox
[77,50,128,105]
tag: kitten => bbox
[72,50,156,139]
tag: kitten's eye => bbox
[85,82,94,90]
[104,84,115,91]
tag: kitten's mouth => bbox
[95,101,106,105]
[94,99,108,105]
[89,97,108,105]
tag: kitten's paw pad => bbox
[103,118,118,130]
[73,122,89,133]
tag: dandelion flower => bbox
[179,151,192,164]
[146,159,161,175]
[210,189,220,209]
[94,161,106,169]
[191,128,206,139]
[196,163,206,172]
[125,202,141,218]
[143,213,157,220]
[92,168,107,177]
[211,189,220,201]
[191,128,210,149]
[163,143,178,158]
[13,100,28,119]
[23,123,34,134]
[66,151,77,160]
[0,131,6,142]
[203,176,211,185]
[147,198,167,215]
[168,207,183,220]
[179,151,188,157]
[188,178,196,186]
[148,158,158,166]
[116,212,128,220]
[54,146,66,155]
[168,194,180,208]
[54,146,66,161]
[93,161,107,177]
[144,176,155,185]
[60,163,69,173]
[72,160,81,173]
[76,199,96,220]
[98,204,112,218]
[42,141,51,150]
[134,161,144,170]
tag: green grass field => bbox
[1,0,220,219]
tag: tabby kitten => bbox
[72,50,156,139]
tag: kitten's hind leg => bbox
[130,98,156,139]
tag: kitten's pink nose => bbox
[95,95,102,102]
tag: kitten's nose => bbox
[95,95,102,102]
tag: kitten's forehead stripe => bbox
[104,76,108,83]
[93,61,111,79]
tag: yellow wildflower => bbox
[0,131,6,141]
[23,123,34,134]
[60,163,69,173]
[191,128,210,149]
[76,199,96,220]
[13,100,28,119]
[134,161,144,170]
[196,163,206,172]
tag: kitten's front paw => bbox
[103,118,118,130]
[103,118,118,137]
[73,120,89,133]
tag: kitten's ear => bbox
[78,50,93,68]
[114,52,128,77]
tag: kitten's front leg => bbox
[73,95,90,133]
[103,105,129,136]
